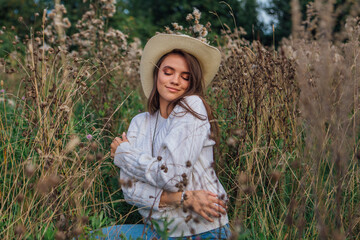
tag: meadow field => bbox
[0,0,359,239]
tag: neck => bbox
[159,99,173,119]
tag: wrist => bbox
[160,191,182,208]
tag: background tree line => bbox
[0,0,356,50]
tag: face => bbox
[156,53,190,107]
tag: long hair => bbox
[147,49,220,146]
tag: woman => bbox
[107,34,230,239]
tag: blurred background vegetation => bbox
[0,0,353,49]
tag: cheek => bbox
[183,81,190,90]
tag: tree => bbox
[122,0,261,43]
[265,0,357,45]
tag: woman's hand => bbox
[183,190,227,222]
[160,190,227,222]
[110,132,128,158]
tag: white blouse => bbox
[114,95,229,237]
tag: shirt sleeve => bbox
[114,96,211,192]
[117,113,165,211]
[120,170,165,211]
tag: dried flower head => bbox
[192,8,201,20]
[55,231,66,240]
[65,136,80,153]
[16,193,24,203]
[270,171,281,184]
[24,163,36,177]
[14,224,26,236]
[186,14,194,21]
[226,137,237,147]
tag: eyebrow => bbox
[162,66,190,75]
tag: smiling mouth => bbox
[166,86,180,92]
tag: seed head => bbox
[243,186,255,195]
[226,137,237,147]
[157,156,162,161]
[24,163,36,177]
[219,194,225,200]
[185,215,192,223]
[186,14,194,21]
[65,136,80,153]
[238,172,247,184]
[55,231,66,240]
[72,227,83,237]
[36,180,49,194]
[83,179,91,189]
[14,224,26,236]
[126,179,132,188]
[186,161,191,168]
[16,193,24,203]
[96,152,103,160]
[86,154,95,162]
[233,129,246,138]
[90,142,98,151]
[290,160,300,169]
[80,216,89,224]
[270,171,281,184]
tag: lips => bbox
[166,86,180,93]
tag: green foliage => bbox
[124,0,261,44]
[151,218,176,240]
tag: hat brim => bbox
[140,34,221,98]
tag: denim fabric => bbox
[99,224,230,240]
[99,224,159,240]
[169,224,231,240]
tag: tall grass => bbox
[0,0,359,239]
[0,1,142,239]
[208,0,360,238]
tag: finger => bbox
[122,132,128,141]
[213,198,227,210]
[206,191,218,197]
[205,208,221,218]
[114,137,122,143]
[199,210,213,222]
[210,202,227,215]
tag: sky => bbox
[257,0,274,33]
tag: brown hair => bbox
[147,49,220,146]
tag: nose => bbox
[170,74,181,85]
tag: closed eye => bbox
[182,74,190,81]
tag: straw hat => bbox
[140,33,221,98]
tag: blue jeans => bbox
[99,224,231,239]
